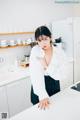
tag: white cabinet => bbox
[25,77,32,107]
[60,60,73,90]
[0,86,9,119]
[73,17,80,83]
[52,18,74,89]
[52,17,80,86]
[6,77,32,117]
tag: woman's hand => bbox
[38,98,50,110]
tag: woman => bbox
[29,26,68,109]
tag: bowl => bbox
[9,40,17,46]
[0,40,8,47]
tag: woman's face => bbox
[37,35,51,50]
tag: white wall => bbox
[0,0,75,32]
[0,46,31,69]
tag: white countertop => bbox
[9,88,80,120]
[0,66,30,86]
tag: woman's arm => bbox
[29,48,49,101]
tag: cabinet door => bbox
[6,77,32,117]
[73,18,80,83]
[0,87,9,119]
[24,77,32,107]
[52,18,74,89]
[60,61,73,90]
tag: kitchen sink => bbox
[71,82,80,92]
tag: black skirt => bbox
[31,76,60,105]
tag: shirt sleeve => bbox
[29,47,49,101]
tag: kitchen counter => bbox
[9,87,80,120]
[0,66,30,87]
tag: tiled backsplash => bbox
[0,46,31,69]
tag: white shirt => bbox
[29,45,69,100]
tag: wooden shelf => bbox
[0,44,31,49]
[0,32,34,36]
[0,42,37,49]
[0,31,35,49]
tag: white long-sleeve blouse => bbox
[29,45,69,100]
